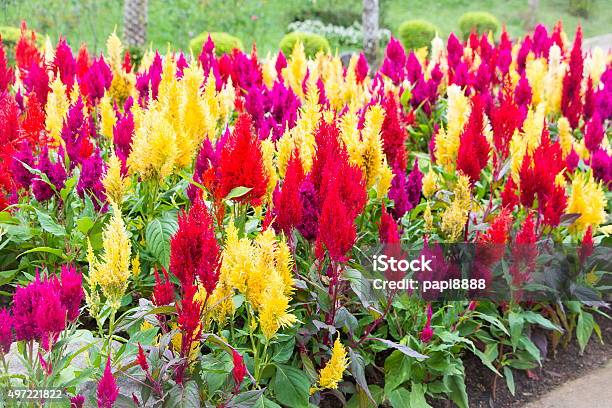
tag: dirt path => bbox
[584,34,612,52]
[523,359,612,408]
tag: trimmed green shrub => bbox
[0,26,23,50]
[279,31,330,58]
[458,11,500,40]
[189,32,244,56]
[398,19,439,50]
[569,0,592,18]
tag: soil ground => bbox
[464,315,612,408]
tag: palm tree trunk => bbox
[123,0,148,48]
[362,0,379,66]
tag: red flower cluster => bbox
[217,113,269,206]
[456,95,490,184]
[170,199,221,294]
[273,150,304,237]
[518,129,566,226]
[0,38,14,93]
[0,308,12,354]
[152,267,175,306]
[10,268,83,350]
[491,90,522,165]
[561,26,584,128]
[97,356,119,408]
[175,283,203,384]
[381,93,408,170]
[313,122,367,262]
[232,349,247,391]
[510,213,538,296]
[420,304,434,343]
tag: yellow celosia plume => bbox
[102,154,130,204]
[435,85,470,172]
[441,174,471,241]
[87,202,131,310]
[312,337,349,392]
[566,172,607,234]
[45,76,69,145]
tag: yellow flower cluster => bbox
[122,50,234,181]
[87,203,132,310]
[435,85,471,172]
[510,103,546,180]
[312,337,349,392]
[557,117,573,158]
[441,174,472,241]
[99,95,116,139]
[261,139,278,202]
[422,168,438,199]
[341,104,392,196]
[106,32,135,104]
[45,77,69,145]
[210,224,296,339]
[283,42,308,99]
[102,154,130,204]
[276,78,321,175]
[566,172,607,234]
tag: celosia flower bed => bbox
[0,21,610,407]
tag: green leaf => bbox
[18,246,65,259]
[145,211,178,269]
[165,380,200,408]
[508,311,524,349]
[522,311,562,332]
[400,87,412,109]
[349,348,375,405]
[384,351,412,394]
[387,387,411,408]
[344,268,378,310]
[410,383,432,408]
[60,176,77,201]
[472,348,501,376]
[503,367,515,396]
[519,336,542,364]
[473,312,509,336]
[346,385,383,408]
[35,209,66,236]
[334,306,358,334]
[227,389,266,408]
[273,364,310,408]
[444,372,468,408]
[225,186,252,200]
[252,396,282,408]
[370,337,427,359]
[0,269,19,286]
[272,337,295,363]
[506,359,537,370]
[76,216,95,235]
[201,353,232,394]
[577,311,594,353]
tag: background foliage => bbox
[0,0,609,54]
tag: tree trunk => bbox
[527,0,539,29]
[362,0,379,67]
[123,0,148,49]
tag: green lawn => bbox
[0,0,610,55]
